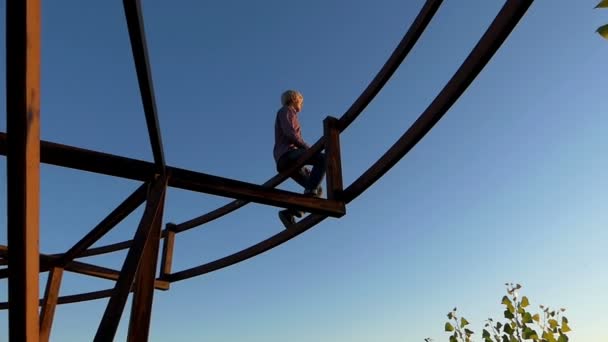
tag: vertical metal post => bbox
[160,224,176,279]
[126,192,167,342]
[323,116,344,200]
[6,0,41,341]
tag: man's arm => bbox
[279,108,309,149]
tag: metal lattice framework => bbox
[1,0,534,341]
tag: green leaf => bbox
[461,317,470,328]
[558,334,569,342]
[502,296,512,306]
[596,0,608,8]
[504,309,515,320]
[449,335,458,342]
[464,328,474,336]
[532,313,540,322]
[543,330,557,342]
[561,317,571,333]
[445,322,455,332]
[522,312,533,324]
[523,327,539,340]
[597,25,608,39]
[521,296,530,308]
[504,323,514,335]
[482,329,491,338]
[549,319,558,329]
[502,335,509,342]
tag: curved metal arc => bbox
[0,289,117,310]
[167,214,327,283]
[342,0,534,202]
[337,0,444,131]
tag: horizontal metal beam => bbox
[0,246,168,290]
[0,133,345,217]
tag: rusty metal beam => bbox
[323,117,343,200]
[0,246,169,290]
[0,289,114,310]
[94,176,167,342]
[77,240,134,258]
[0,134,345,217]
[127,185,166,342]
[159,224,176,278]
[169,167,345,217]
[123,0,166,172]
[6,0,41,341]
[39,267,63,342]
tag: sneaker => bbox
[278,210,295,229]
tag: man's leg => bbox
[277,150,310,222]
[304,151,326,196]
[278,149,312,189]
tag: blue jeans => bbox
[277,148,326,192]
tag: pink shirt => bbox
[273,105,309,162]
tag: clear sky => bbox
[0,0,607,341]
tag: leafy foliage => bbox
[597,1,608,39]
[426,284,571,342]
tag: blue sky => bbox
[1,0,607,341]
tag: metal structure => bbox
[1,0,534,341]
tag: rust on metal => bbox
[0,133,345,217]
[39,267,63,342]
[6,0,41,341]
[127,187,167,342]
